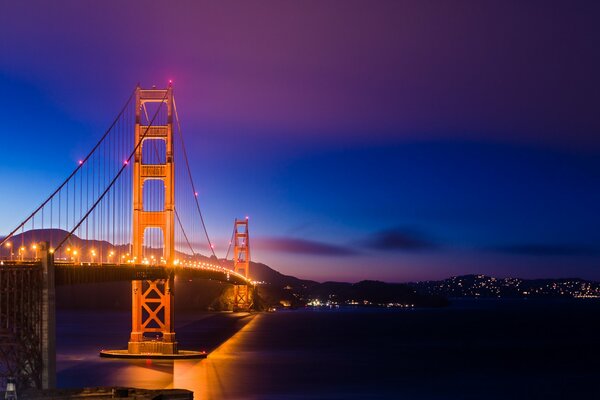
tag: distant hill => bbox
[306,280,448,307]
[248,261,318,287]
[409,274,600,299]
[2,229,448,308]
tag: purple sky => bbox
[1,1,599,282]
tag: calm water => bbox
[56,299,600,399]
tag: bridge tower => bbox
[129,85,177,354]
[233,218,252,311]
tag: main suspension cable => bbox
[0,87,137,249]
[55,90,168,251]
[224,223,235,261]
[172,96,218,259]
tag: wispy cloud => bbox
[254,237,357,256]
[362,228,437,251]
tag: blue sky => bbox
[1,0,599,281]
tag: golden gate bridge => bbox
[0,84,253,391]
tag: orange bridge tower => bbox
[129,85,177,354]
[233,217,252,311]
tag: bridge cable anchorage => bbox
[172,96,218,260]
[54,90,168,252]
[0,87,137,249]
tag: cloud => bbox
[490,244,599,256]
[363,228,436,251]
[254,237,357,256]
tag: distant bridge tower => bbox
[233,217,252,311]
[129,85,177,354]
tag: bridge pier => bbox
[128,277,177,355]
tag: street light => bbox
[32,244,38,260]
[90,249,96,264]
[19,246,25,261]
[4,242,12,261]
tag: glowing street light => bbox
[32,244,38,260]
[5,242,12,261]
[19,246,26,261]
[90,249,96,264]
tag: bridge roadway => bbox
[0,261,248,286]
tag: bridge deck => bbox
[0,261,247,286]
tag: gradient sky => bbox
[1,1,599,282]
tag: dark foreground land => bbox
[23,387,192,399]
[55,299,600,399]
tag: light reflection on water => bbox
[172,315,261,398]
[57,302,600,399]
[57,311,261,398]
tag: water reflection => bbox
[59,304,600,399]
[57,311,260,398]
[172,315,262,398]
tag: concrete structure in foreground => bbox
[0,242,55,391]
[40,243,56,389]
[18,387,192,399]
